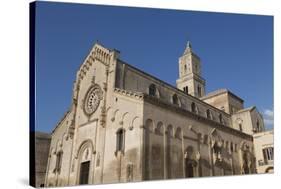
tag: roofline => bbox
[35,131,51,139]
[117,59,230,117]
[235,106,256,114]
[201,89,244,103]
[253,130,274,137]
[51,109,71,134]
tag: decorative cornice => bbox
[76,43,113,87]
[114,88,144,100]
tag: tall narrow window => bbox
[206,109,211,119]
[148,84,156,96]
[230,142,234,152]
[197,86,201,97]
[116,129,125,152]
[55,151,63,173]
[219,114,223,124]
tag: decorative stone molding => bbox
[83,84,103,116]
[114,88,144,100]
[128,125,134,130]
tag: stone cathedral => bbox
[45,42,265,187]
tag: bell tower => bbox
[176,41,206,98]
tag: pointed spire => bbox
[183,41,192,55]
[187,41,192,49]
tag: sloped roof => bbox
[235,106,256,114]
[201,88,244,103]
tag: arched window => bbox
[116,129,125,152]
[172,94,180,106]
[148,84,156,96]
[191,102,197,113]
[206,109,211,119]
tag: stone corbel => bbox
[128,125,134,131]
[189,125,197,134]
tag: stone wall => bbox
[35,132,51,187]
[116,61,231,128]
[253,130,274,173]
[142,95,255,180]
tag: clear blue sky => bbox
[34,1,273,133]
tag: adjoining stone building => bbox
[45,41,267,187]
[253,130,274,173]
[35,132,51,187]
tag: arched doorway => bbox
[76,140,94,185]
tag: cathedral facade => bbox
[45,42,265,187]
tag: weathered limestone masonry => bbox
[35,132,51,187]
[45,42,265,187]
